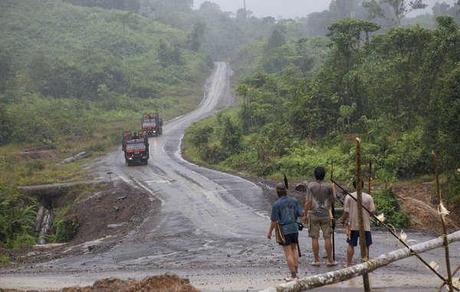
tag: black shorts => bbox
[279,233,299,246]
[347,230,372,247]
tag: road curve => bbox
[1,62,459,291]
[96,61,272,264]
[35,62,274,271]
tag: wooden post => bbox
[432,150,453,292]
[330,161,336,262]
[356,138,370,291]
[431,150,441,205]
[368,161,372,194]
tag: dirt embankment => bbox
[392,180,459,233]
[62,274,198,292]
[1,274,198,292]
[6,180,158,266]
[64,180,156,245]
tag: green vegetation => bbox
[51,217,80,243]
[0,186,37,249]
[0,0,211,146]
[0,0,212,250]
[185,16,460,226]
[0,253,10,267]
[373,189,410,228]
[0,0,282,250]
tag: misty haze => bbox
[194,0,457,18]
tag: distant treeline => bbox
[63,0,140,11]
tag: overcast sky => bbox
[194,0,331,18]
[193,0,455,18]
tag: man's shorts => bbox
[279,232,299,246]
[347,230,372,247]
[308,217,332,239]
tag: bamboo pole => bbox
[355,138,371,291]
[330,161,336,262]
[264,231,460,292]
[368,161,372,195]
[432,150,454,292]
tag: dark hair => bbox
[275,183,287,197]
[353,180,364,189]
[314,166,326,181]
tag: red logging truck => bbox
[122,131,149,166]
[142,113,163,137]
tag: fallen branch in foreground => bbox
[262,230,460,292]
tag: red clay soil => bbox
[392,181,459,233]
[62,274,199,292]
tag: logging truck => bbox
[142,113,163,137]
[122,131,149,166]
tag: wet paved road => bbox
[1,63,459,291]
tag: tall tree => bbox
[188,22,206,52]
[363,0,427,26]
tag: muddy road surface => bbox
[1,63,459,291]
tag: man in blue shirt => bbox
[267,183,304,281]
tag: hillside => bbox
[0,0,210,146]
[0,0,211,250]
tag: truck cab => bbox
[123,135,149,166]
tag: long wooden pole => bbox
[432,150,453,292]
[330,161,336,262]
[368,161,372,195]
[355,138,370,291]
[265,231,460,292]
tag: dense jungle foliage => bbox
[185,16,460,208]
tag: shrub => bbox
[200,143,226,164]
[7,233,36,249]
[53,217,80,242]
[373,189,410,228]
[0,187,36,247]
[189,124,214,147]
[0,253,9,266]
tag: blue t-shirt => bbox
[271,196,303,235]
